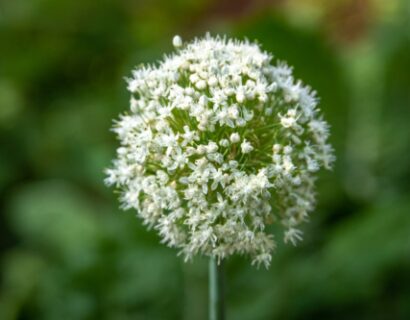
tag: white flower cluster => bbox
[106,34,335,268]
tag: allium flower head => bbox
[105,34,335,268]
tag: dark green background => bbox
[1,0,409,319]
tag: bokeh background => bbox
[1,0,409,319]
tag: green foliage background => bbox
[1,0,409,319]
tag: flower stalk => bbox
[209,257,225,320]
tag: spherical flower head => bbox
[105,34,335,268]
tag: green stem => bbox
[209,257,225,320]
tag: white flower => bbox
[219,139,230,147]
[208,76,218,87]
[172,35,183,48]
[236,91,246,103]
[230,133,240,143]
[279,109,299,128]
[283,145,293,154]
[272,144,281,153]
[106,34,335,268]
[195,80,207,90]
[284,228,303,246]
[241,139,254,154]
